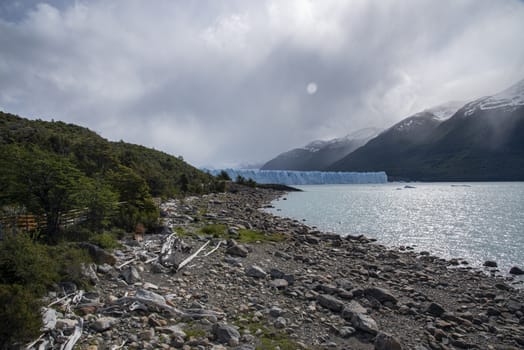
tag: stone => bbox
[509,266,524,275]
[158,325,186,338]
[97,263,112,274]
[78,242,117,265]
[317,294,344,313]
[234,345,256,350]
[342,301,368,320]
[274,317,287,329]
[246,265,267,278]
[364,287,398,304]
[304,235,320,244]
[150,262,166,274]
[351,313,379,334]
[56,318,78,330]
[212,323,240,344]
[269,279,289,289]
[483,260,498,268]
[426,302,446,317]
[339,326,355,338]
[374,332,402,350]
[92,317,117,332]
[269,306,285,317]
[226,241,249,257]
[121,266,141,284]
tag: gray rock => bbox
[97,263,112,274]
[364,287,398,304]
[78,242,117,265]
[274,317,287,329]
[226,241,249,257]
[342,300,368,320]
[246,265,267,278]
[213,323,240,344]
[121,266,141,284]
[336,278,354,291]
[150,262,166,274]
[305,235,320,244]
[158,325,186,338]
[339,326,356,338]
[269,279,289,289]
[426,302,446,317]
[483,260,498,268]
[375,332,402,350]
[509,266,524,275]
[269,306,285,317]
[317,294,344,313]
[92,317,117,332]
[351,313,379,334]
[234,346,256,350]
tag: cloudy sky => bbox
[1,0,524,167]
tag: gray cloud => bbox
[1,0,524,167]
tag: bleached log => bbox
[176,240,210,272]
[60,317,83,350]
[48,292,76,307]
[203,240,224,257]
[116,258,138,270]
[111,340,127,350]
[25,334,45,350]
[116,288,223,319]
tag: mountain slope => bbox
[261,127,381,171]
[328,80,524,180]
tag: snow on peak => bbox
[303,127,381,152]
[423,101,464,121]
[463,78,524,116]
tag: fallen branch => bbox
[116,257,138,270]
[48,292,76,307]
[176,240,210,272]
[60,317,83,350]
[203,240,224,257]
[111,340,127,350]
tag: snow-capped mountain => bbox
[261,127,382,171]
[329,78,524,181]
[463,78,524,116]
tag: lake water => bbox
[268,182,524,277]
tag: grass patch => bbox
[89,232,120,250]
[197,225,287,243]
[184,327,207,339]
[237,229,286,243]
[199,224,227,236]
[234,314,305,350]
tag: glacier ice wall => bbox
[205,169,388,185]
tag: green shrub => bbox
[89,232,120,250]
[0,233,58,295]
[48,243,91,289]
[0,284,42,348]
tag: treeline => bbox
[0,111,224,242]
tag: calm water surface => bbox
[268,183,524,276]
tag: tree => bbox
[0,146,92,242]
[217,170,231,181]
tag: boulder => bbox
[92,317,117,332]
[78,242,117,265]
[317,294,344,313]
[245,265,267,278]
[269,279,289,289]
[226,240,249,257]
[375,332,402,350]
[509,266,524,275]
[342,301,368,320]
[121,266,141,284]
[364,287,398,304]
[483,260,498,268]
[426,302,446,317]
[351,313,379,334]
[212,323,240,344]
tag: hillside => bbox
[0,111,221,239]
[328,80,524,181]
[261,128,381,171]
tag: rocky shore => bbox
[34,186,524,350]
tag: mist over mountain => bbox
[261,128,381,171]
[329,79,524,181]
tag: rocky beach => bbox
[34,186,524,350]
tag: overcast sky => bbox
[1,0,524,168]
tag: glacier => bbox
[205,169,388,185]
